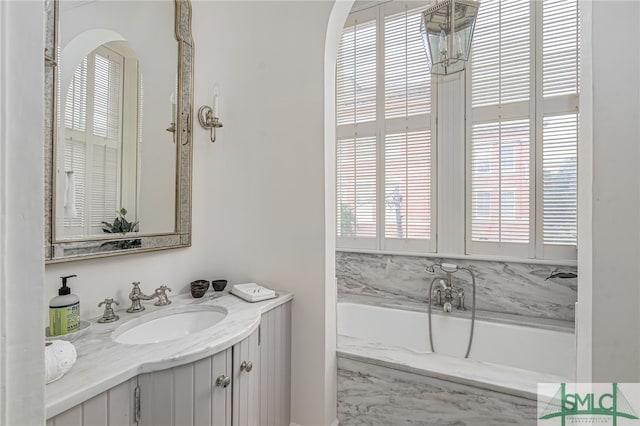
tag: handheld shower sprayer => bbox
[427,263,459,273]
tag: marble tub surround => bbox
[339,293,573,332]
[45,290,293,418]
[337,357,538,426]
[337,251,577,323]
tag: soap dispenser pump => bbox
[49,275,80,336]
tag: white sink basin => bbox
[112,305,228,345]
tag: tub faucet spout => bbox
[429,274,455,312]
[431,278,447,307]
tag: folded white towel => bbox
[45,340,77,384]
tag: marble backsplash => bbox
[336,251,577,323]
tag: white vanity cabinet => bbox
[137,347,233,426]
[257,301,291,426]
[47,301,291,426]
[232,327,260,426]
[234,300,292,426]
[46,378,138,426]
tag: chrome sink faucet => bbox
[126,282,172,313]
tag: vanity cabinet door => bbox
[258,301,292,426]
[232,328,260,426]
[46,377,137,426]
[137,348,232,426]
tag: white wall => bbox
[189,2,335,424]
[588,0,640,382]
[0,1,46,425]
[576,0,593,382]
[46,1,337,425]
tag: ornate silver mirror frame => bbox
[44,0,194,263]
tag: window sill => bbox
[335,247,577,267]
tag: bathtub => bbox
[337,302,576,425]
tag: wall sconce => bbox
[421,0,480,75]
[198,86,223,143]
[166,92,177,144]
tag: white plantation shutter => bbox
[540,0,578,255]
[469,0,578,260]
[336,11,377,248]
[90,144,118,230]
[383,5,433,250]
[384,130,431,241]
[469,0,532,256]
[93,52,122,140]
[336,3,434,252]
[336,19,377,126]
[63,139,86,230]
[470,120,530,249]
[336,136,377,242]
[542,113,577,245]
[63,58,88,232]
[543,0,579,98]
[65,58,87,131]
[384,8,431,118]
[472,0,531,108]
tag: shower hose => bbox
[427,266,476,359]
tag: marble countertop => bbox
[45,290,293,418]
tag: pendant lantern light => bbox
[422,0,480,75]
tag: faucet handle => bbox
[98,298,120,323]
[154,285,172,306]
[129,281,142,295]
[99,297,120,307]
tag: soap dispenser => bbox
[49,275,80,336]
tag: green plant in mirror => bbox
[100,208,141,251]
[101,208,140,234]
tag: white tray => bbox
[231,283,277,303]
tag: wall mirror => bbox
[44,0,193,262]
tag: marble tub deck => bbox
[45,290,292,418]
[338,335,569,401]
[338,357,539,426]
[337,334,570,425]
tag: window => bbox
[501,145,516,172]
[336,2,435,252]
[335,0,578,262]
[501,191,516,219]
[476,191,492,219]
[63,46,125,237]
[468,0,579,260]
